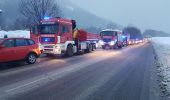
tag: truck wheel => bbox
[102,46,105,49]
[114,43,118,49]
[118,45,122,49]
[26,53,37,64]
[94,44,97,49]
[92,44,95,51]
[85,44,92,53]
[89,44,93,52]
[66,45,74,57]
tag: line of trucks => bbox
[30,17,140,57]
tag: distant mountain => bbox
[143,29,170,37]
[0,0,120,30]
[58,0,111,28]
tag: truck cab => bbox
[99,29,123,49]
[30,17,99,57]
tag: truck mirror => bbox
[71,20,76,30]
[31,26,38,35]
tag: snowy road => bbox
[0,43,164,100]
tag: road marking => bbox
[6,77,46,92]
[0,51,120,97]
[74,48,143,100]
[0,50,106,77]
[74,55,136,100]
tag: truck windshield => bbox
[100,31,117,36]
[39,24,59,34]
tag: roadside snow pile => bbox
[0,30,30,38]
[152,37,170,94]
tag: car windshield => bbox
[39,24,59,34]
[100,31,117,36]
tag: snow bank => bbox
[152,37,170,94]
[0,30,30,39]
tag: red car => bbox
[0,38,41,64]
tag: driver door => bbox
[0,39,16,62]
[60,24,71,43]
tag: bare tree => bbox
[19,0,61,24]
[123,26,143,39]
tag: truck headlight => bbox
[110,41,115,45]
[99,40,104,45]
[55,46,61,52]
[38,43,43,50]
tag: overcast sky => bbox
[69,0,170,32]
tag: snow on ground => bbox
[152,37,170,95]
[0,30,30,39]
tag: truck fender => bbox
[64,41,75,51]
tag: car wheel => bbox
[26,53,37,64]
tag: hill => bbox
[0,0,119,31]
[143,29,170,37]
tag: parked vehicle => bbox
[30,17,100,57]
[99,29,124,49]
[0,38,41,64]
[122,34,130,46]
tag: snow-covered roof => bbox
[0,30,30,38]
[101,29,122,32]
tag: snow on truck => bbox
[30,17,100,57]
[99,29,125,49]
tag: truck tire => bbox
[26,53,37,64]
[85,44,92,53]
[102,46,105,49]
[92,44,95,51]
[114,43,118,49]
[66,45,74,57]
[118,44,122,49]
[90,44,93,51]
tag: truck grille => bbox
[44,46,54,48]
[103,38,112,43]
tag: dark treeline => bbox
[123,26,143,39]
[143,29,170,37]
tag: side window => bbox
[61,25,70,35]
[113,32,117,36]
[16,39,28,47]
[31,26,38,35]
[2,39,15,48]
[28,39,35,45]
